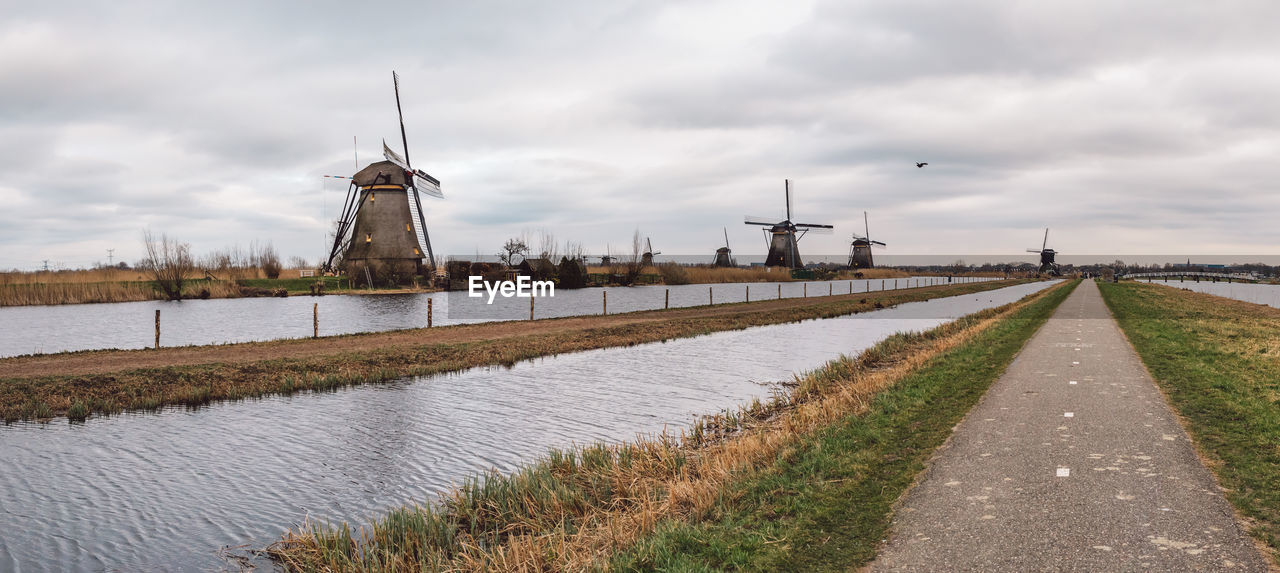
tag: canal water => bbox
[1143,278,1280,309]
[0,281,1052,572]
[0,277,993,358]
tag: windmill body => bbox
[641,237,659,267]
[712,227,735,267]
[324,72,443,285]
[848,211,886,269]
[745,180,833,270]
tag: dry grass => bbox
[267,281,1070,571]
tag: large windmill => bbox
[712,227,735,267]
[848,211,886,269]
[1027,228,1059,275]
[745,180,833,269]
[324,72,443,284]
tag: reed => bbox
[267,280,1075,571]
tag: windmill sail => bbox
[384,139,444,199]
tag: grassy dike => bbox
[1,280,1030,423]
[1100,280,1280,559]
[269,280,1077,571]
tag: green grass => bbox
[609,280,1079,571]
[1100,280,1280,561]
[237,276,348,294]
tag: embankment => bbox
[268,280,1076,571]
[2,280,1031,423]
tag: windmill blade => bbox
[723,227,730,248]
[1042,228,1049,251]
[411,170,443,198]
[1027,248,1043,253]
[794,223,834,229]
[384,140,410,171]
[799,227,834,235]
[393,71,412,169]
[864,211,872,242]
[784,179,793,221]
[645,237,653,253]
[745,216,778,225]
[871,240,887,247]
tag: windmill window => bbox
[413,248,420,255]
[406,223,412,232]
[365,234,372,243]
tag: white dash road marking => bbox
[1057,467,1070,477]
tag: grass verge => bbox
[1,280,1031,424]
[1100,280,1280,562]
[267,280,1076,571]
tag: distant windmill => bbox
[745,180,833,269]
[641,237,660,267]
[1027,228,1060,276]
[848,212,886,269]
[324,71,443,283]
[712,227,735,267]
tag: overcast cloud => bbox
[2,0,1278,270]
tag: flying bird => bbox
[916,162,928,168]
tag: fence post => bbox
[603,290,607,315]
[154,309,160,349]
[746,285,750,302]
[709,286,713,305]
[849,281,853,294]
[530,295,534,321]
[313,303,318,338]
[778,284,781,299]
[804,283,807,298]
[665,289,669,309]
[427,298,433,327]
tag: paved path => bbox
[872,280,1268,572]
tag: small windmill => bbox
[1027,228,1059,275]
[324,71,443,282]
[641,237,660,267]
[712,227,735,267]
[745,180,833,269]
[848,212,886,269]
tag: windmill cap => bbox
[352,160,412,188]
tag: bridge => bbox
[1119,271,1254,282]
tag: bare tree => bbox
[499,237,529,267]
[256,241,282,279]
[142,229,194,300]
[536,229,558,262]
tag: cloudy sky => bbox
[3,0,1278,270]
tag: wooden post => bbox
[709,286,713,305]
[603,290,607,315]
[778,283,781,299]
[427,298,433,327]
[894,279,898,290]
[804,283,807,298]
[746,285,750,302]
[313,303,318,338]
[530,295,534,321]
[665,289,669,309]
[849,281,853,294]
[829,283,832,296]
[154,309,160,349]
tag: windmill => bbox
[641,237,660,267]
[324,71,443,285]
[1027,228,1059,276]
[712,227,735,267]
[745,180,833,269]
[848,211,886,269]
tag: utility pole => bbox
[42,260,49,272]
[107,249,115,267]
